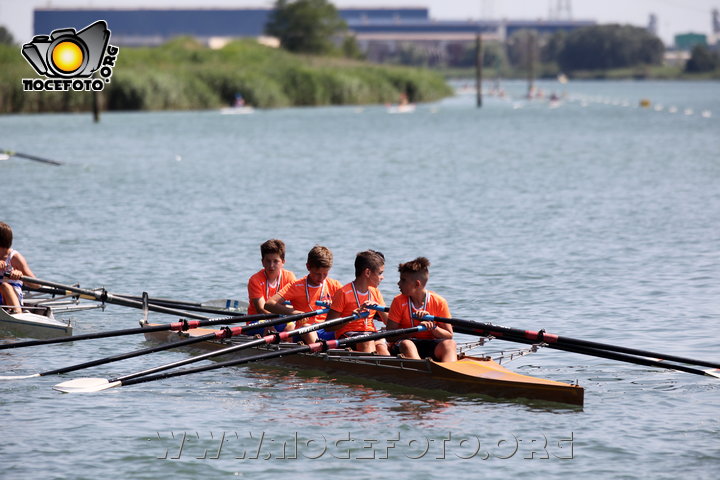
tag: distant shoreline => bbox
[0,39,453,114]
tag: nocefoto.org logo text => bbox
[21,20,119,92]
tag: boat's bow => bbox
[429,357,584,405]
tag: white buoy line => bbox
[564,94,712,119]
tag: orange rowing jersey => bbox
[277,276,343,325]
[246,269,297,315]
[387,291,451,340]
[330,282,385,338]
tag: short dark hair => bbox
[0,222,13,249]
[398,257,430,286]
[260,239,286,261]
[354,250,384,277]
[307,245,333,269]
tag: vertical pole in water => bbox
[92,90,100,123]
[526,31,535,99]
[475,33,483,108]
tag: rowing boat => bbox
[387,103,416,114]
[0,306,73,338]
[142,323,585,406]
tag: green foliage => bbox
[0,26,15,45]
[557,24,664,71]
[0,40,451,113]
[684,45,720,73]
[265,0,347,55]
[506,30,539,69]
[341,34,364,60]
[541,31,566,64]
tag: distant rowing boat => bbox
[220,106,255,115]
[0,306,72,338]
[387,103,416,114]
[143,324,585,406]
[1,287,107,339]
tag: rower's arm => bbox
[264,293,300,315]
[431,321,453,339]
[322,309,342,331]
[386,317,401,330]
[11,252,37,289]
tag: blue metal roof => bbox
[350,20,499,34]
[35,9,271,37]
[34,8,432,38]
[33,8,595,43]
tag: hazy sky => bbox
[1,0,718,45]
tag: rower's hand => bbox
[361,301,381,311]
[419,320,436,331]
[6,268,22,280]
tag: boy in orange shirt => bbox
[387,257,457,362]
[325,250,390,355]
[246,239,296,316]
[1,222,36,314]
[265,245,342,344]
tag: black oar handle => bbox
[121,325,424,387]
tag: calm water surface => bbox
[1,80,719,479]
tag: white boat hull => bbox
[387,104,415,114]
[0,307,72,338]
[220,107,255,115]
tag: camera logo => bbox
[21,20,119,92]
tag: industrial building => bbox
[32,7,595,64]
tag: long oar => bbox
[22,284,246,315]
[55,324,425,393]
[111,294,247,315]
[53,311,365,393]
[424,315,720,378]
[8,274,213,320]
[453,327,720,379]
[1,149,63,166]
[364,306,720,376]
[1,310,326,380]
[0,312,281,351]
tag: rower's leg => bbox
[398,339,421,359]
[374,339,390,356]
[301,331,318,344]
[434,339,458,362]
[353,340,375,353]
[0,283,21,314]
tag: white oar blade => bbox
[203,298,248,311]
[0,373,41,380]
[704,368,720,379]
[53,378,120,393]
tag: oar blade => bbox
[0,373,41,380]
[203,298,248,311]
[53,378,120,393]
